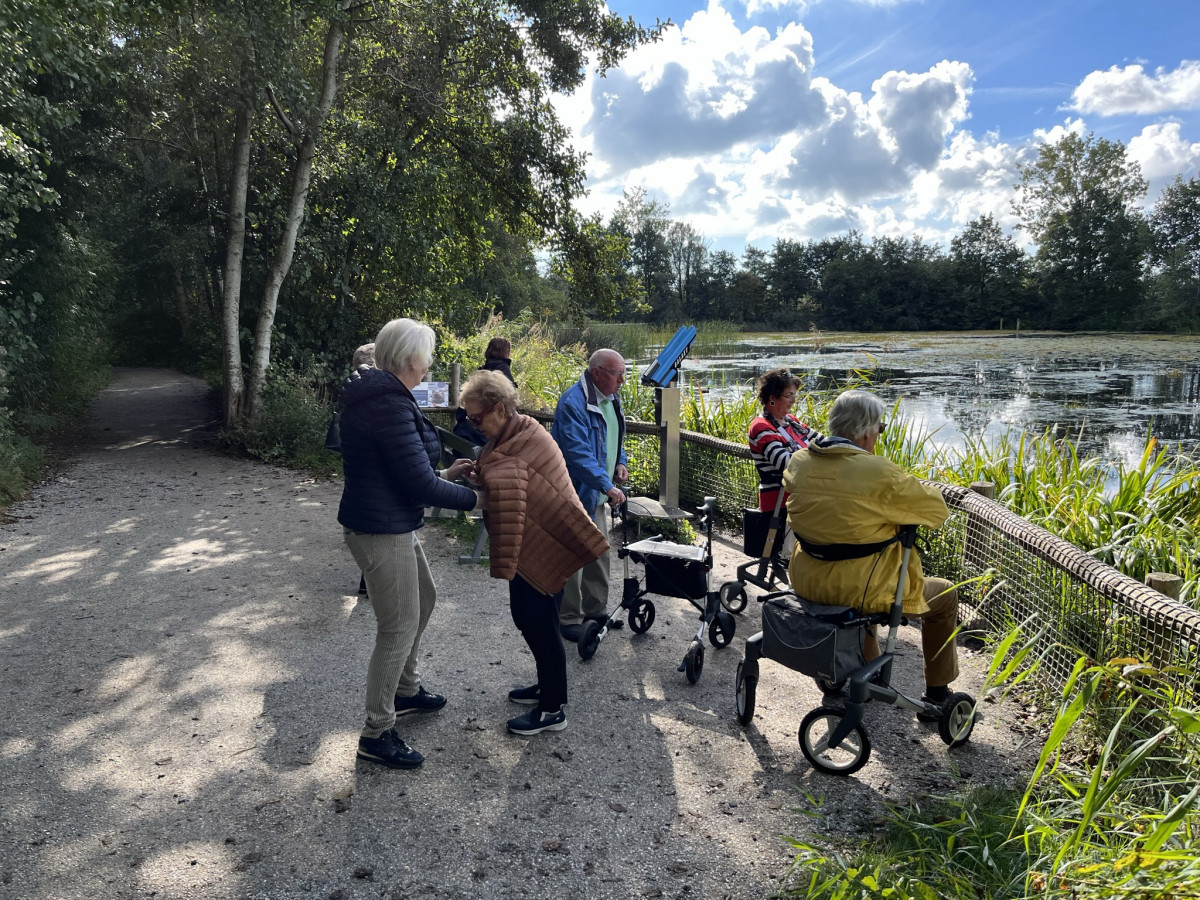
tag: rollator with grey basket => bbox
[734,525,977,775]
[577,495,737,684]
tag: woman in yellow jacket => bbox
[782,390,959,712]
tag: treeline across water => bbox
[596,137,1200,333]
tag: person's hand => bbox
[606,485,626,507]
[445,458,474,482]
[474,488,488,511]
[614,463,628,484]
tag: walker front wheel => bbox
[683,642,705,684]
[708,609,736,648]
[799,708,871,775]
[577,620,603,661]
[628,600,655,634]
[734,660,756,726]
[719,581,748,614]
[938,692,977,748]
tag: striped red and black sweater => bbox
[747,412,819,512]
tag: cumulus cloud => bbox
[766,60,973,203]
[1126,122,1200,209]
[566,1,1200,252]
[584,8,824,172]
[1070,61,1200,116]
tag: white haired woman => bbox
[782,389,960,714]
[338,318,481,769]
[460,369,608,736]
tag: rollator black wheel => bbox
[683,642,704,684]
[719,581,748,614]
[799,707,871,775]
[628,600,655,634]
[734,660,756,726]
[577,619,603,661]
[938,692,977,748]
[708,609,735,648]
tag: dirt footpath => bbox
[0,368,1035,900]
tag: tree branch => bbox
[266,84,299,138]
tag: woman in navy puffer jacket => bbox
[339,318,480,771]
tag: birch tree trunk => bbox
[243,16,346,425]
[221,104,253,425]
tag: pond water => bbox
[658,332,1200,467]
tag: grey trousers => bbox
[559,502,612,626]
[344,529,436,738]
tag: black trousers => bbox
[508,574,567,712]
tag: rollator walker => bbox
[734,525,977,775]
[578,495,737,684]
[718,489,791,614]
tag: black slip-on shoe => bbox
[508,684,541,705]
[507,708,567,736]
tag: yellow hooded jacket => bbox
[782,437,949,615]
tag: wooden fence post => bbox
[1145,572,1182,600]
[655,386,680,508]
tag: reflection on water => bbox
[659,332,1200,463]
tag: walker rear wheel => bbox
[937,692,977,748]
[719,581,749,614]
[734,660,756,725]
[577,619,602,661]
[799,707,871,775]
[683,642,704,684]
[708,610,735,648]
[628,600,655,634]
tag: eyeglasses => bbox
[598,366,626,382]
[466,403,496,428]
[877,421,887,434]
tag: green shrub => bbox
[221,365,341,475]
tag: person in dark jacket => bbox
[453,336,517,448]
[339,318,481,770]
[480,336,516,384]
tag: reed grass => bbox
[783,634,1200,900]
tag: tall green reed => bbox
[784,631,1200,900]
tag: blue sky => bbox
[554,0,1200,253]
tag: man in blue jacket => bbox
[552,349,629,642]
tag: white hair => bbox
[374,319,435,376]
[827,390,886,441]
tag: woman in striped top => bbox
[747,367,819,512]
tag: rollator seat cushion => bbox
[626,538,708,601]
[761,593,868,682]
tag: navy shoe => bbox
[357,728,423,769]
[507,708,567,736]
[560,624,582,643]
[508,684,540,706]
[394,686,447,716]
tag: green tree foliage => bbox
[0,0,118,452]
[1014,132,1148,329]
[948,214,1031,329]
[1148,175,1200,330]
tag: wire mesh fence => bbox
[515,411,1200,700]
[630,426,1200,733]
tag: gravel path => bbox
[0,368,1036,900]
